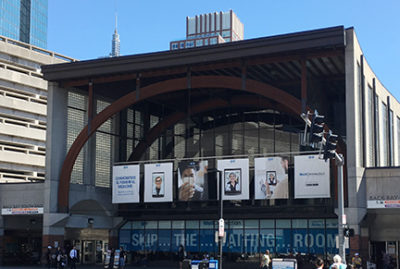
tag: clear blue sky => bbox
[48,0,400,100]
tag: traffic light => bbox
[309,110,325,145]
[344,228,354,237]
[323,130,339,160]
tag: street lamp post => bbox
[217,170,223,269]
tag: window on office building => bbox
[67,92,87,184]
[210,38,217,45]
[171,43,178,50]
[186,41,194,48]
[367,85,375,166]
[95,99,117,187]
[196,39,203,47]
[381,102,388,166]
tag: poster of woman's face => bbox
[217,158,249,200]
[224,169,241,195]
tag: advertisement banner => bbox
[112,165,140,203]
[178,160,208,201]
[217,158,249,200]
[294,155,330,199]
[144,162,173,202]
[254,157,289,199]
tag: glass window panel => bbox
[260,229,275,253]
[326,219,338,229]
[132,221,145,229]
[308,229,325,254]
[121,222,131,230]
[244,229,259,255]
[186,220,199,229]
[119,230,131,251]
[159,220,171,229]
[245,219,258,229]
[200,229,215,253]
[326,229,338,254]
[185,229,199,253]
[200,220,214,229]
[145,221,157,229]
[292,219,307,228]
[224,229,243,253]
[172,220,185,229]
[276,229,292,254]
[276,219,291,228]
[292,228,308,254]
[229,220,243,229]
[158,229,171,252]
[260,220,275,229]
[309,219,325,229]
[172,230,185,251]
[144,229,157,251]
[131,230,144,251]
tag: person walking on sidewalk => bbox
[69,246,78,269]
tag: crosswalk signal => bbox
[344,227,354,237]
[309,110,325,145]
[323,130,339,160]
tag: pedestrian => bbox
[46,245,52,269]
[119,246,126,269]
[352,253,362,269]
[315,257,324,269]
[69,246,78,269]
[260,250,271,269]
[178,244,186,269]
[330,255,347,269]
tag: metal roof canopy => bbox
[42,26,346,85]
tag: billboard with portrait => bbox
[294,155,330,199]
[217,158,249,200]
[254,157,289,200]
[112,164,140,203]
[177,160,208,201]
[144,162,173,202]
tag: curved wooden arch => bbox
[58,75,302,212]
[128,94,295,161]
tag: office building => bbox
[170,10,243,50]
[0,0,48,48]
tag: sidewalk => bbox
[0,264,170,269]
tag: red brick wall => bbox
[350,235,369,267]
[42,234,65,264]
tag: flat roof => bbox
[42,26,345,82]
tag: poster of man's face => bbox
[152,172,164,198]
[178,160,208,201]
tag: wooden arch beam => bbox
[57,75,302,212]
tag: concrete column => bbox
[0,216,4,265]
[44,81,68,213]
[43,81,69,263]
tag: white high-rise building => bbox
[0,35,74,183]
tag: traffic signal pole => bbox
[301,111,347,262]
[336,153,346,264]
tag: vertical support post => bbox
[88,81,93,135]
[337,153,346,263]
[301,59,307,113]
[218,170,223,269]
